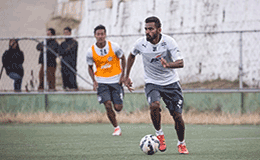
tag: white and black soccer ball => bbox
[139,134,160,155]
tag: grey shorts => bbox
[97,83,124,104]
[145,82,184,114]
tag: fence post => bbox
[239,32,244,114]
[43,39,49,112]
[43,38,48,91]
[239,32,243,89]
[241,92,245,114]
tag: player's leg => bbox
[162,82,189,154]
[97,83,121,135]
[171,111,188,154]
[172,111,185,142]
[104,100,118,128]
[111,103,122,136]
[111,84,124,112]
[110,83,124,136]
[104,101,122,136]
[150,101,166,152]
[114,104,123,112]
[150,101,161,131]
[145,83,166,152]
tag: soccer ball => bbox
[139,134,160,155]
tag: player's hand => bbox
[93,80,98,91]
[160,58,168,68]
[124,77,134,92]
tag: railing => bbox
[0,30,260,92]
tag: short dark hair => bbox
[64,27,72,32]
[48,28,56,35]
[145,16,161,28]
[94,25,106,34]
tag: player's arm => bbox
[88,65,98,91]
[161,38,184,68]
[115,46,126,85]
[160,58,184,68]
[119,54,126,85]
[87,49,98,91]
[124,53,136,92]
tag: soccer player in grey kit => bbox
[125,16,189,154]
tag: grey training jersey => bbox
[131,34,183,85]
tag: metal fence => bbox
[0,30,260,92]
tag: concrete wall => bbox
[0,0,57,37]
[74,0,260,89]
[1,92,259,114]
[78,0,260,35]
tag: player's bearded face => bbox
[145,23,160,43]
[146,32,158,42]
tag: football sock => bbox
[178,140,185,145]
[156,129,164,136]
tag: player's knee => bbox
[114,104,123,112]
[150,101,161,112]
[171,111,182,121]
[104,101,113,111]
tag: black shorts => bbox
[97,83,124,104]
[145,82,184,114]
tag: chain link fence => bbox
[0,30,260,92]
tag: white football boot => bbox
[112,126,122,136]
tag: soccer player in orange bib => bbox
[87,25,126,136]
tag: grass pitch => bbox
[0,123,259,160]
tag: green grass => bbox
[0,123,259,160]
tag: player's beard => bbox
[146,33,158,43]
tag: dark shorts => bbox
[145,82,184,114]
[97,83,124,104]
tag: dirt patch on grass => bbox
[1,110,259,125]
[181,78,249,89]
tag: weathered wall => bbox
[0,0,56,37]
[74,0,260,89]
[78,0,260,34]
